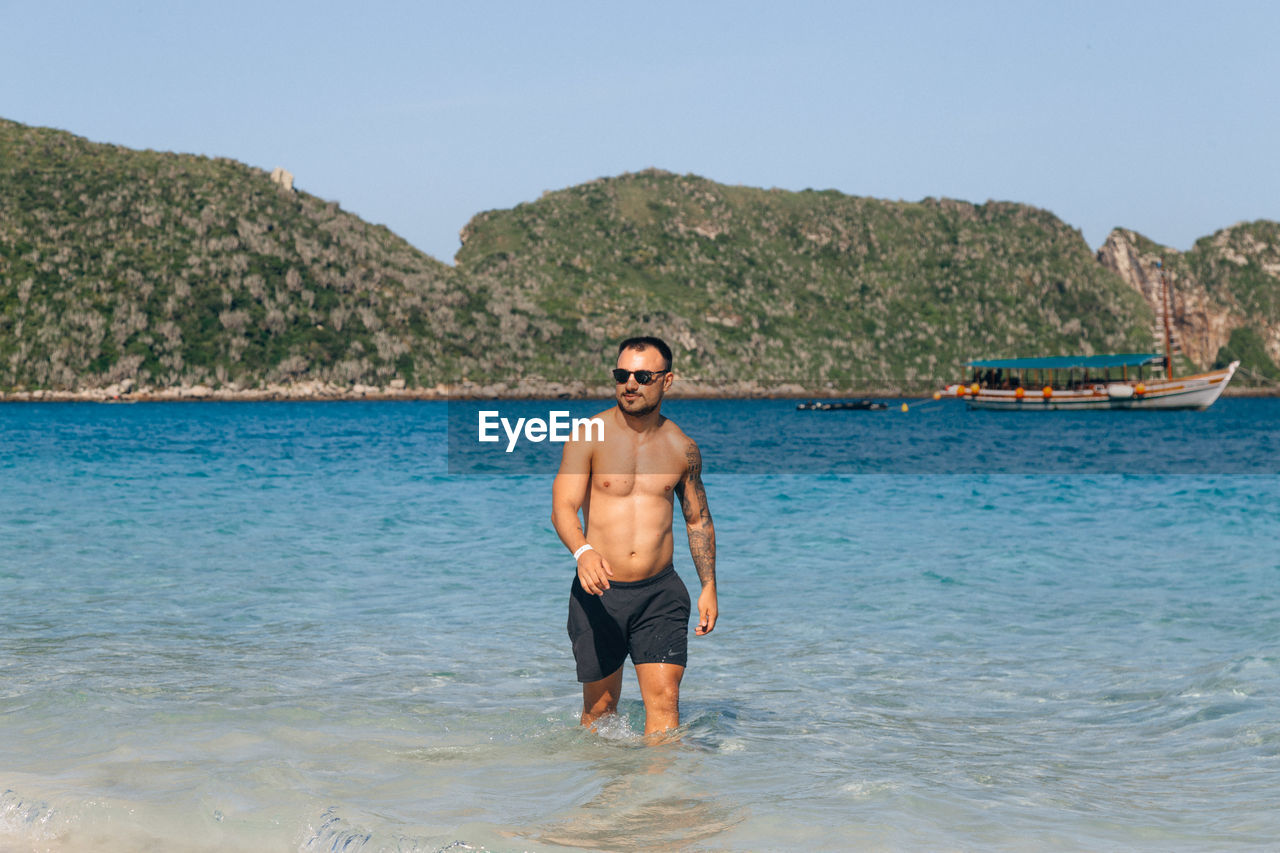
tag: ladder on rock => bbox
[1153,261,1181,378]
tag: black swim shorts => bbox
[567,564,691,683]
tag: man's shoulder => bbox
[557,409,614,470]
[563,408,614,448]
[657,417,701,463]
[656,414,693,441]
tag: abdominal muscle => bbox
[583,482,677,581]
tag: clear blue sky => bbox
[4,0,1277,263]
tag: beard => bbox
[617,390,661,417]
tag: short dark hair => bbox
[618,336,672,370]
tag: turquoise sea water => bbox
[2,400,1279,851]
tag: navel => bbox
[602,480,610,487]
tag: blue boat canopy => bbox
[966,353,1164,370]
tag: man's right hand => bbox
[577,551,615,595]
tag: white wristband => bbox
[573,544,594,561]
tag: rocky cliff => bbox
[1098,223,1280,381]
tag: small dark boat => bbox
[796,399,888,411]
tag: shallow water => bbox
[2,401,1278,850]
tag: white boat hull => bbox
[960,362,1238,411]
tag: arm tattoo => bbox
[678,441,716,588]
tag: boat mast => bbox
[1158,260,1174,380]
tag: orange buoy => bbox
[1015,387,1025,399]
[956,384,968,396]
[932,391,942,401]
[970,383,980,395]
[1042,385,1053,398]
[1135,383,1146,395]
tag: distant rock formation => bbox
[1097,229,1233,368]
[270,167,294,192]
[1098,225,1280,373]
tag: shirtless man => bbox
[551,336,717,736]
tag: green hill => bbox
[1188,221,1280,383]
[457,169,1154,389]
[2,118,1277,397]
[0,117,495,393]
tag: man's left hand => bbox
[695,586,718,636]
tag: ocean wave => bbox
[0,788,59,844]
[300,807,482,853]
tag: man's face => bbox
[614,347,671,417]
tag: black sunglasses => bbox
[612,368,669,385]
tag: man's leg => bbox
[634,662,684,735]
[581,666,624,728]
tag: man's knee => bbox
[636,666,682,711]
[644,681,678,712]
[584,690,619,716]
[581,668,623,719]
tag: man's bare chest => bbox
[591,444,683,497]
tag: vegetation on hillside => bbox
[457,169,1154,388]
[1215,326,1280,380]
[3,119,1276,395]
[0,118,496,391]
[1187,221,1280,319]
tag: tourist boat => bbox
[945,354,1237,410]
[946,266,1239,410]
